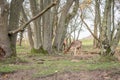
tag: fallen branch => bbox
[9,0,57,34]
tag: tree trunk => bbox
[29,0,42,50]
[100,0,114,56]
[0,0,12,58]
[42,0,53,54]
[8,0,24,56]
[53,0,79,51]
[21,6,34,49]
[111,0,115,40]
[18,31,23,46]
[111,22,120,52]
[93,0,101,48]
[40,0,44,45]
[76,23,82,40]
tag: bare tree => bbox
[21,6,34,49]
[0,0,56,59]
[0,0,24,58]
[29,0,42,50]
[53,0,79,51]
[0,0,12,57]
[93,0,101,48]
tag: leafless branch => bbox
[80,12,100,42]
[9,0,57,34]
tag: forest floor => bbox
[0,50,120,80]
[0,40,120,80]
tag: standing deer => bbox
[64,40,82,56]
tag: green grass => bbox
[0,52,120,77]
[0,56,28,64]
[81,39,93,51]
[85,61,120,70]
[32,57,120,77]
[0,56,31,73]
[0,65,16,73]
[16,40,120,77]
[1,39,119,77]
[82,39,93,46]
[0,64,32,73]
[16,45,30,53]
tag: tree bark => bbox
[9,1,57,34]
[42,0,53,54]
[18,31,23,46]
[29,0,42,50]
[8,0,24,56]
[111,22,120,51]
[93,0,101,48]
[100,0,114,56]
[53,0,79,51]
[21,6,34,49]
[0,0,12,58]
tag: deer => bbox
[64,40,82,56]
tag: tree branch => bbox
[9,0,57,34]
[80,13,100,42]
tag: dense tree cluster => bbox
[0,0,120,59]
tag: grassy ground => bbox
[81,39,93,51]
[0,40,120,79]
[0,53,120,77]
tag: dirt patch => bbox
[0,69,36,80]
[38,69,120,80]
[1,69,120,80]
[0,51,120,80]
